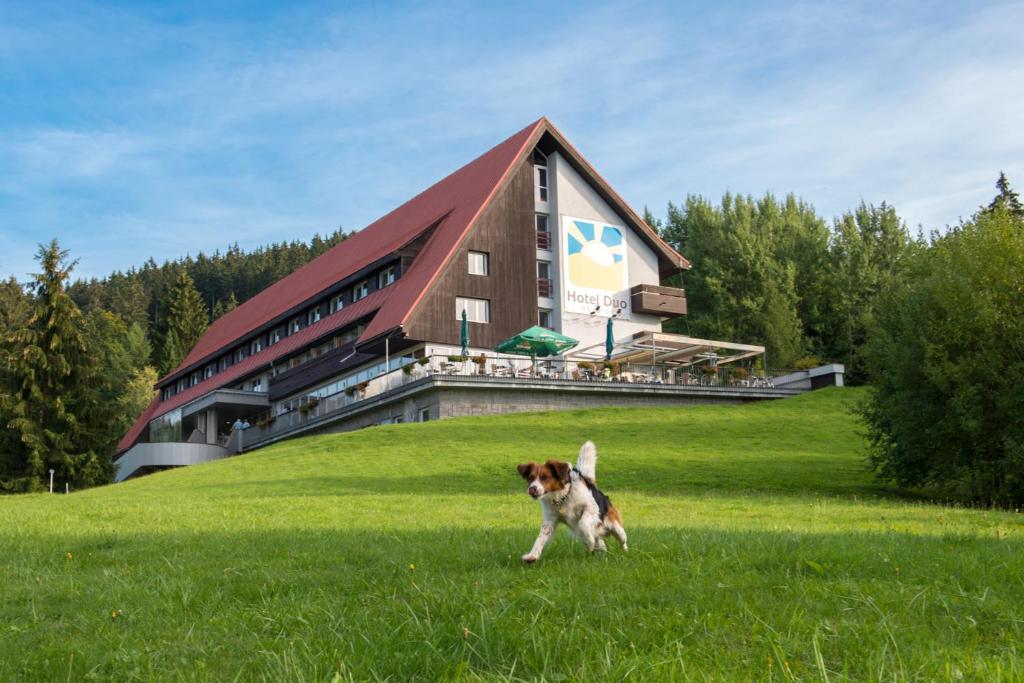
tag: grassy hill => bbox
[2,388,1022,681]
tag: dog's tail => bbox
[575,441,597,483]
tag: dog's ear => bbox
[517,462,535,480]
[546,459,571,483]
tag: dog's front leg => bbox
[522,521,555,563]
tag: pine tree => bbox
[161,268,209,374]
[986,172,1024,220]
[1,241,108,491]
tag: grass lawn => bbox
[2,388,1023,681]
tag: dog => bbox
[516,441,627,563]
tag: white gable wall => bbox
[545,152,664,355]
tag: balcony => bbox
[536,230,552,250]
[630,284,687,317]
[537,277,553,298]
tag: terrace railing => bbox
[238,355,791,446]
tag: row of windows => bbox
[161,261,401,401]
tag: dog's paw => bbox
[521,554,538,564]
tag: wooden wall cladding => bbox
[405,159,537,348]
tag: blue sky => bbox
[1,1,1022,280]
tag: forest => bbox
[1,176,1021,501]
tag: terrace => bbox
[233,347,838,452]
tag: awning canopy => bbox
[571,331,765,366]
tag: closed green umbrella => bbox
[495,326,578,375]
[460,308,469,357]
[605,316,614,361]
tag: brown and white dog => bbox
[516,441,627,563]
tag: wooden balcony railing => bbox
[537,277,553,298]
[536,230,552,250]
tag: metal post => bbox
[65,482,69,494]
[48,469,54,493]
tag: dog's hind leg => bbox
[609,522,628,551]
[606,507,628,551]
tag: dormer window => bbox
[331,294,344,313]
[353,280,369,301]
[290,317,301,334]
[251,338,263,355]
[203,365,213,379]
[269,328,282,346]
[378,265,397,289]
[308,306,322,325]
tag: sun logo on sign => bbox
[566,220,626,290]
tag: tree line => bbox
[2,176,1021,503]
[647,173,1023,504]
[648,194,909,383]
[0,231,347,492]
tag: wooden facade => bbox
[404,159,537,348]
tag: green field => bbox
[2,388,1022,681]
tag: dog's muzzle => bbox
[528,485,542,499]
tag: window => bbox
[251,376,263,392]
[537,261,553,298]
[535,214,551,250]
[251,338,263,355]
[190,373,199,387]
[204,365,213,380]
[468,251,489,276]
[270,328,282,346]
[290,317,301,334]
[308,307,321,325]
[234,347,245,363]
[419,407,431,422]
[331,294,344,313]
[219,356,229,371]
[353,280,369,301]
[456,296,490,323]
[378,265,397,289]
[536,164,552,202]
[177,379,185,392]
[539,308,553,330]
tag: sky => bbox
[1,0,1022,281]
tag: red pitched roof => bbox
[161,118,544,385]
[116,288,387,453]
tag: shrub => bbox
[447,355,466,363]
[794,356,821,371]
[861,207,1024,506]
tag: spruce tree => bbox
[986,172,1024,220]
[1,241,108,491]
[212,291,238,320]
[161,268,208,374]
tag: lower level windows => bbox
[456,296,490,323]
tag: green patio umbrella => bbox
[494,326,578,374]
[460,308,469,357]
[605,316,614,361]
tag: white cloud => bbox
[1,1,1022,279]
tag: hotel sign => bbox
[560,216,631,320]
